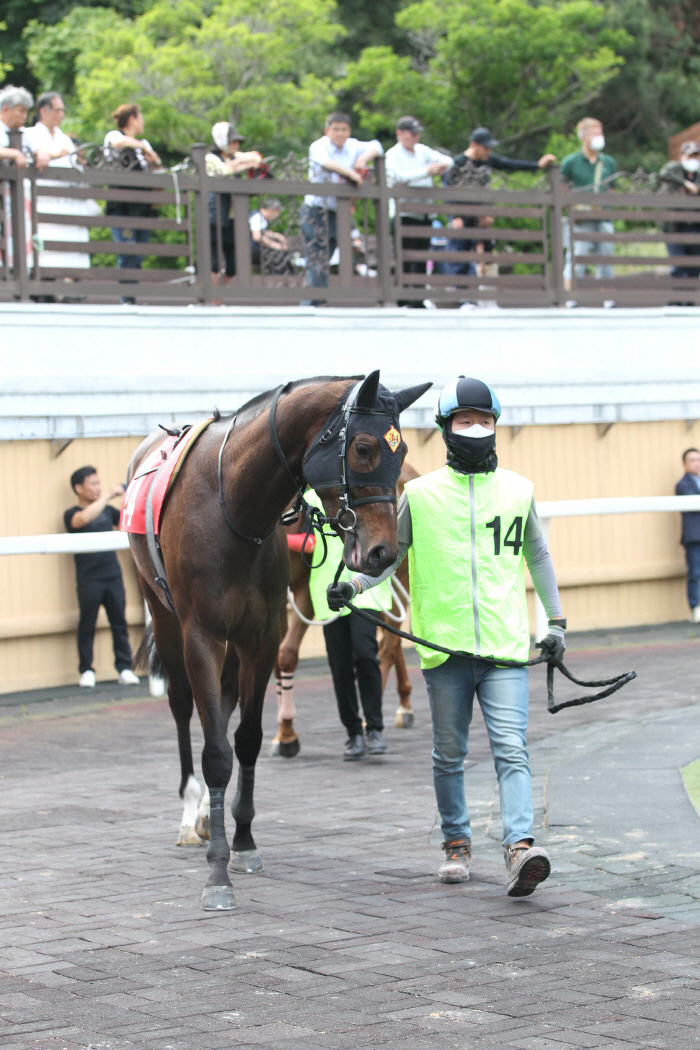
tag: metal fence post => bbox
[547,165,566,307]
[8,130,29,301]
[190,143,213,305]
[373,156,395,306]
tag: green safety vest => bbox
[405,466,534,668]
[305,492,394,621]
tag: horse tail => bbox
[133,621,166,680]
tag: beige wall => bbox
[1,420,698,692]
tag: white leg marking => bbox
[194,785,210,841]
[278,672,296,721]
[176,774,204,845]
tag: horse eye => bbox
[356,444,371,457]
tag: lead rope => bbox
[330,561,636,714]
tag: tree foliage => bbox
[341,0,630,153]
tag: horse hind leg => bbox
[271,672,300,758]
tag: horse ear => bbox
[394,382,433,414]
[355,370,380,409]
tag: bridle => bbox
[217,382,399,564]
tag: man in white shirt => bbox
[385,116,453,306]
[301,111,383,302]
[0,85,50,271]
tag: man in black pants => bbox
[322,615,385,760]
[65,466,139,688]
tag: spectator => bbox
[443,127,556,286]
[385,115,453,307]
[249,197,288,270]
[64,466,140,688]
[675,448,700,624]
[560,117,616,293]
[206,122,262,293]
[103,103,161,300]
[0,85,50,271]
[301,111,383,303]
[658,141,700,281]
[24,92,94,277]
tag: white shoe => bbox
[603,299,616,309]
[565,299,578,308]
[149,674,167,697]
[79,670,96,688]
[118,669,140,685]
[423,299,436,309]
[691,607,700,624]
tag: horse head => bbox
[302,371,432,575]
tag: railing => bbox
[2,138,700,307]
[3,495,700,645]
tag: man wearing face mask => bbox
[659,141,700,282]
[327,378,566,897]
[560,117,616,297]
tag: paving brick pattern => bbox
[2,623,700,1048]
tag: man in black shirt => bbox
[442,127,556,278]
[65,465,139,688]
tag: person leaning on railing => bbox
[0,84,50,170]
[249,197,289,272]
[206,122,262,294]
[103,103,162,302]
[300,110,383,304]
[658,141,700,284]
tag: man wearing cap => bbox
[206,123,263,293]
[328,378,565,897]
[444,128,556,280]
[385,117,453,307]
[659,141,700,280]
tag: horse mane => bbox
[213,375,362,428]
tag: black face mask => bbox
[444,418,497,475]
[302,372,432,512]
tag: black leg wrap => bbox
[206,787,231,881]
[231,765,256,826]
[230,765,261,866]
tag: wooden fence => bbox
[2,138,700,307]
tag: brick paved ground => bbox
[2,623,700,1049]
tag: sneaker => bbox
[438,839,471,883]
[118,669,140,686]
[565,299,578,308]
[343,733,367,761]
[366,729,387,755]
[603,299,616,309]
[79,670,96,688]
[691,607,700,624]
[505,843,551,897]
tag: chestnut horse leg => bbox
[141,579,204,845]
[181,622,235,911]
[228,628,280,875]
[393,643,414,728]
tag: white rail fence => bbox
[2,495,700,643]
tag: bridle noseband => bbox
[217,382,399,564]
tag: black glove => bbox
[538,631,566,666]
[326,580,356,611]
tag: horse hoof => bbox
[394,706,414,729]
[228,849,264,874]
[278,738,300,758]
[194,814,210,840]
[176,825,204,846]
[201,884,237,911]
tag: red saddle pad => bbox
[120,418,213,535]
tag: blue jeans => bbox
[111,226,150,270]
[423,656,533,846]
[563,218,614,280]
[685,542,700,609]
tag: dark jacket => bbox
[657,161,700,233]
[676,472,700,544]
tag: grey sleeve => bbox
[352,492,412,591]
[523,499,562,619]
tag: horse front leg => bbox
[183,625,234,910]
[229,634,278,874]
[272,600,309,758]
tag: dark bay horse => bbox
[128,373,429,910]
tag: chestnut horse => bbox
[271,461,420,757]
[128,373,429,910]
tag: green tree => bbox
[26,0,344,156]
[341,0,631,153]
[593,0,700,172]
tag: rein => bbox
[329,561,637,715]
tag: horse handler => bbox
[328,377,566,897]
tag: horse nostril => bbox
[367,544,390,570]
